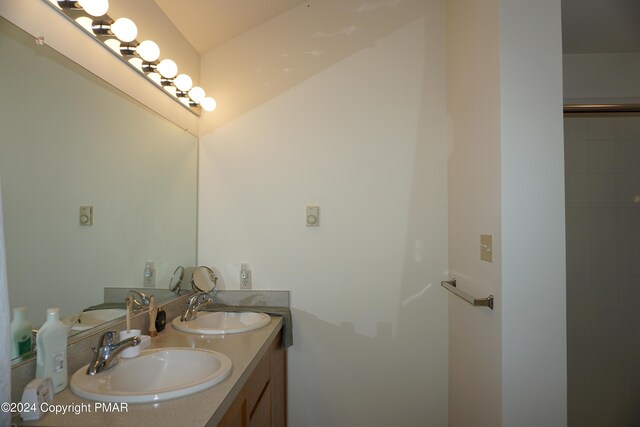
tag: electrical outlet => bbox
[79,206,93,226]
[240,263,252,289]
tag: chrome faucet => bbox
[86,331,140,375]
[128,290,150,311]
[180,292,214,322]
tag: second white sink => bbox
[172,311,271,335]
[62,309,127,332]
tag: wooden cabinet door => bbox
[218,398,247,427]
[248,381,271,427]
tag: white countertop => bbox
[16,316,284,427]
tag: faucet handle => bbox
[97,331,116,347]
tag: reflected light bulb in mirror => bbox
[104,38,121,54]
[157,59,178,78]
[111,18,137,42]
[75,16,93,32]
[148,73,162,85]
[174,74,193,92]
[201,97,217,112]
[128,57,143,71]
[188,86,205,104]
[137,40,160,62]
[78,0,109,17]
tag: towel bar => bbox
[441,279,494,310]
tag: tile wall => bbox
[565,115,640,426]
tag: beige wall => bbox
[447,0,566,426]
[446,0,502,425]
[198,1,449,425]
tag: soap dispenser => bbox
[36,308,68,393]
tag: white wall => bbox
[447,0,566,426]
[500,0,566,425]
[564,53,640,102]
[198,1,449,425]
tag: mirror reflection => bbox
[0,17,197,361]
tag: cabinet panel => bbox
[218,398,247,427]
[249,381,271,427]
[270,333,286,427]
[216,328,287,427]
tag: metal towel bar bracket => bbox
[441,279,494,310]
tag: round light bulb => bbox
[75,16,94,32]
[111,18,137,42]
[137,40,160,62]
[78,0,109,17]
[104,38,121,53]
[188,86,205,104]
[157,59,178,78]
[128,57,143,71]
[148,73,162,85]
[201,97,217,112]
[174,74,193,92]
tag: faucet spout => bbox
[86,331,141,375]
[128,290,150,311]
[180,292,214,322]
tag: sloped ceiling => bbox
[153,0,306,54]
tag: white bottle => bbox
[36,308,68,393]
[10,307,32,358]
[143,261,155,288]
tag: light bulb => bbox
[111,18,137,42]
[78,0,108,17]
[174,74,193,92]
[157,59,178,78]
[75,16,93,32]
[128,57,143,71]
[137,40,160,62]
[188,86,205,104]
[201,97,217,112]
[148,73,162,85]
[104,38,121,53]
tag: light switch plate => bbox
[480,234,492,262]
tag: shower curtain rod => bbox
[564,103,640,113]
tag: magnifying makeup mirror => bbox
[169,266,185,294]
[191,266,218,293]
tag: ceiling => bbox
[153,0,306,54]
[153,0,640,56]
[562,0,640,53]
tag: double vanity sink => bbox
[69,311,272,404]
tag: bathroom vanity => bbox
[13,295,288,427]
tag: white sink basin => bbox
[172,311,271,335]
[70,347,232,403]
[62,309,127,332]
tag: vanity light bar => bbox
[46,0,217,113]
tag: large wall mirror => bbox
[0,17,197,361]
